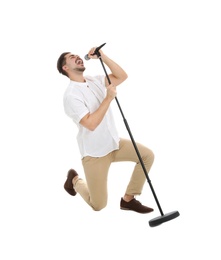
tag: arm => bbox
[87,48,128,87]
[82,47,127,131]
[79,84,117,131]
[102,54,128,87]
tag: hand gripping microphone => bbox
[84,43,106,60]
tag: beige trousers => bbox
[74,138,154,211]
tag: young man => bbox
[57,46,154,213]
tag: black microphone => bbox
[84,43,106,60]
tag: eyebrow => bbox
[69,54,76,59]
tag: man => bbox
[57,46,154,213]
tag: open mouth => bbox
[76,58,83,65]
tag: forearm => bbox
[101,54,128,86]
[87,47,128,86]
[80,97,112,131]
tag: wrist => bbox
[104,95,114,103]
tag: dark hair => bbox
[57,52,70,77]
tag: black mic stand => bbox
[94,44,180,227]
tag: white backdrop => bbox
[1,0,220,259]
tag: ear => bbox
[62,65,67,71]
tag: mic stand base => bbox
[149,211,180,227]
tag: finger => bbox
[90,47,97,55]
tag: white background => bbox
[1,0,221,259]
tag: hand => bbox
[106,83,117,101]
[88,47,104,59]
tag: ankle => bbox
[123,194,134,202]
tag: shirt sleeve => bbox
[64,94,89,124]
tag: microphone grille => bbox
[84,54,90,60]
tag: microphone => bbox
[84,43,106,60]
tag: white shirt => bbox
[63,75,119,158]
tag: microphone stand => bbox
[95,45,180,227]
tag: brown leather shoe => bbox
[120,198,154,214]
[64,169,78,196]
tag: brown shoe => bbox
[120,198,154,214]
[64,169,78,196]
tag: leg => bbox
[78,154,111,211]
[113,138,154,196]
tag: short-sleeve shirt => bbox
[63,75,119,158]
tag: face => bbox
[63,53,85,74]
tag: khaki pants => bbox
[74,138,154,211]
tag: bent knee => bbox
[91,201,107,211]
[92,205,106,211]
[144,148,154,162]
[149,149,155,162]
[143,149,155,168]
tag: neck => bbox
[69,74,85,83]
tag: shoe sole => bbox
[120,207,153,214]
